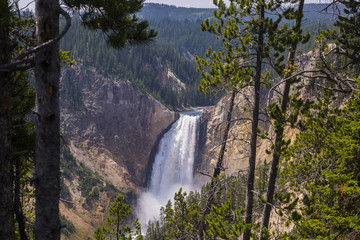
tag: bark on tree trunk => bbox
[34,0,61,239]
[15,159,29,240]
[243,5,264,240]
[0,1,15,239]
[259,1,305,239]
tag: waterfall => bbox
[137,111,201,226]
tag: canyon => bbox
[60,63,179,238]
[59,62,269,239]
[57,4,332,239]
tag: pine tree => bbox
[0,3,36,239]
[94,195,142,240]
[277,1,360,238]
[64,0,157,49]
[33,0,156,238]
[12,69,36,240]
[279,86,360,239]
[33,1,62,238]
[195,0,294,238]
[0,1,14,238]
[260,0,308,238]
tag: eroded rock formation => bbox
[59,63,178,238]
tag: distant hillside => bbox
[60,15,220,109]
[140,3,214,21]
[60,3,338,110]
[140,3,338,24]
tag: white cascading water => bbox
[137,111,201,226]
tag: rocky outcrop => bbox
[197,90,272,177]
[196,50,318,177]
[158,68,186,92]
[61,63,178,192]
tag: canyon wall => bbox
[59,63,178,238]
[197,90,273,178]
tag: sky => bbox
[18,0,221,10]
[145,0,228,8]
[19,0,327,11]
[150,0,328,7]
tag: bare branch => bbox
[196,171,212,178]
[0,6,71,72]
[0,59,34,72]
[19,0,35,11]
[266,70,324,108]
[16,6,71,61]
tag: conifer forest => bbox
[0,0,359,239]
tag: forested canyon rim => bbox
[2,1,360,239]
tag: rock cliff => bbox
[197,90,272,177]
[61,63,178,189]
[196,49,320,176]
[59,62,178,238]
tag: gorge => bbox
[3,1,358,239]
[56,3,347,239]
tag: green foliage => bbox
[147,18,222,57]
[64,0,157,49]
[9,10,36,239]
[168,189,201,239]
[256,161,270,194]
[60,146,119,206]
[273,4,360,238]
[60,215,76,237]
[326,0,360,64]
[11,69,36,166]
[195,0,290,94]
[145,168,269,239]
[60,50,75,66]
[145,189,201,240]
[279,86,360,239]
[95,195,142,240]
[195,2,311,239]
[205,201,246,239]
[77,162,103,200]
[11,69,36,240]
[139,4,214,22]
[58,4,336,109]
[194,0,325,95]
[60,146,77,180]
[9,10,35,60]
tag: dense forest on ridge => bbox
[60,3,336,110]
[1,1,360,240]
[60,7,223,109]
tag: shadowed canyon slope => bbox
[61,62,179,191]
[59,63,178,238]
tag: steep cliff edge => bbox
[196,50,318,176]
[59,63,178,238]
[197,90,273,177]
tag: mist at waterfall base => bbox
[136,111,201,228]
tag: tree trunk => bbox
[0,1,15,239]
[259,1,304,239]
[34,0,61,239]
[198,90,236,239]
[15,159,29,240]
[243,5,264,240]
